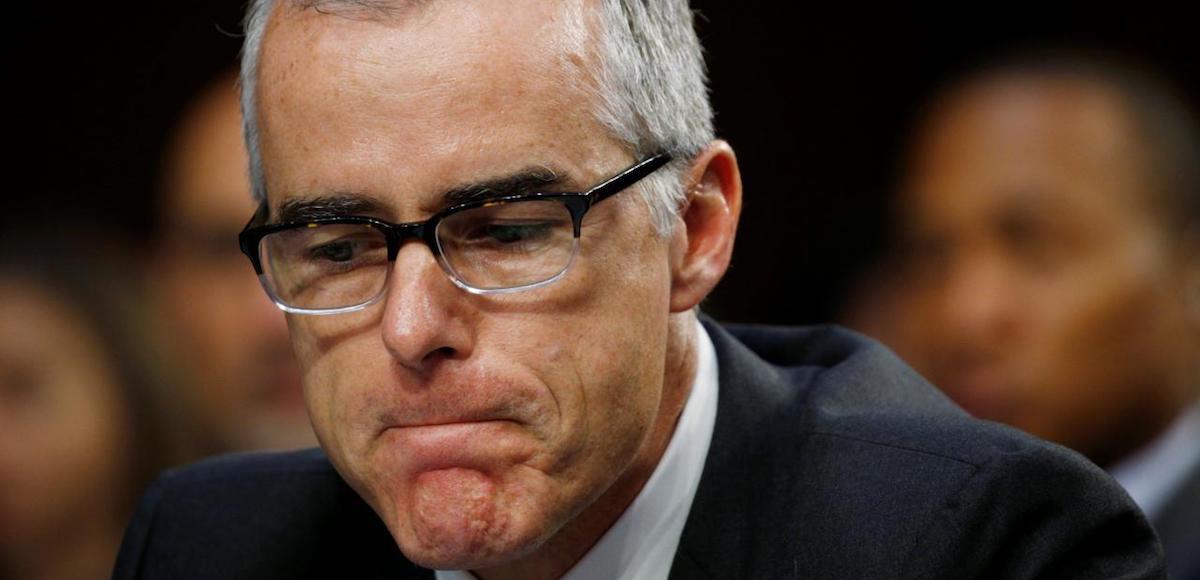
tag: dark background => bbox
[12,1,1199,324]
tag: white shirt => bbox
[437,320,719,580]
[1109,403,1200,522]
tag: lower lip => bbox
[380,421,523,472]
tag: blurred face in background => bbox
[0,279,130,578]
[152,75,312,451]
[893,75,1198,467]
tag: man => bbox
[113,3,1165,579]
[151,73,315,451]
[857,56,1199,578]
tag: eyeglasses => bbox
[239,153,672,315]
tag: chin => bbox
[394,514,548,572]
[387,467,554,571]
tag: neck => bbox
[474,312,700,580]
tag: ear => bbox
[669,140,743,312]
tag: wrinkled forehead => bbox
[254,0,612,206]
[256,0,597,135]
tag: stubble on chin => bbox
[391,467,547,570]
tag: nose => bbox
[937,253,1020,351]
[380,242,474,372]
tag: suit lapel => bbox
[668,320,801,580]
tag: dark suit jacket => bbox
[113,321,1166,579]
[1155,459,1200,580]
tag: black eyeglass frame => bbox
[239,152,672,313]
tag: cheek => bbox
[288,316,383,457]
[0,361,131,546]
[1017,260,1177,429]
[486,231,674,478]
[1029,257,1164,372]
[569,296,670,469]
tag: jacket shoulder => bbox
[681,321,1166,579]
[113,449,424,580]
[719,321,1099,471]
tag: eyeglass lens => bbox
[258,200,580,310]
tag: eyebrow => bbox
[275,195,388,223]
[273,166,571,224]
[441,166,567,207]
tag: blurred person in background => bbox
[149,72,314,452]
[0,232,201,580]
[850,52,1199,578]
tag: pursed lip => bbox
[375,406,525,437]
[374,389,535,436]
[381,418,518,431]
[374,418,528,473]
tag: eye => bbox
[299,230,387,270]
[996,208,1068,273]
[899,231,954,282]
[311,239,358,262]
[474,222,554,244]
[1,363,45,407]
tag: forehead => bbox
[161,78,254,229]
[255,0,612,209]
[901,76,1156,228]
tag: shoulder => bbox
[709,320,1007,464]
[113,449,424,580]
[147,447,342,493]
[711,320,1098,469]
[682,320,1166,579]
[128,449,359,536]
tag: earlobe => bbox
[669,141,743,312]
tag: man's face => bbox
[0,280,130,564]
[893,76,1196,466]
[256,1,681,569]
[154,79,310,451]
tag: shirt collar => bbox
[437,318,719,580]
[1109,402,1200,521]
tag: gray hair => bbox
[239,0,714,235]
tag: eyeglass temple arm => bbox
[586,153,673,206]
[239,203,271,274]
